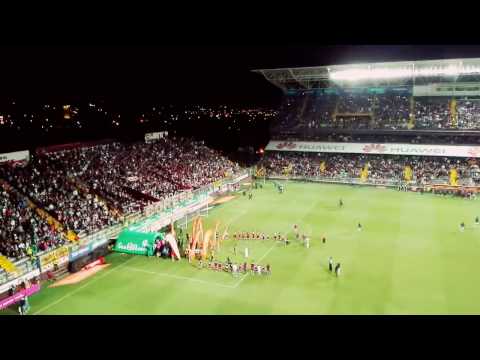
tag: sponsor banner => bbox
[69,243,93,262]
[0,269,40,294]
[266,141,480,158]
[0,283,41,310]
[0,150,29,165]
[145,132,168,143]
[38,246,69,270]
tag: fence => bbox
[263,174,476,188]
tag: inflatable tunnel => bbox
[114,230,181,260]
[114,230,161,256]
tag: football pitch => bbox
[12,181,480,315]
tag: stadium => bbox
[3,50,480,315]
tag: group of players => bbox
[233,231,291,244]
[233,229,313,248]
[233,231,270,241]
[198,258,271,276]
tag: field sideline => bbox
[5,180,480,315]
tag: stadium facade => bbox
[254,58,480,140]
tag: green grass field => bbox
[7,181,480,315]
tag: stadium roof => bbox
[253,58,480,90]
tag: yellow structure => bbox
[403,165,413,181]
[360,164,369,182]
[319,161,326,173]
[0,255,18,274]
[449,168,459,186]
[450,98,458,128]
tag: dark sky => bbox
[2,45,480,105]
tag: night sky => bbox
[2,45,480,106]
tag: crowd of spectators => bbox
[337,94,375,114]
[0,136,238,247]
[456,100,480,130]
[414,99,450,129]
[0,136,239,260]
[0,154,119,237]
[274,93,480,132]
[374,95,410,129]
[259,151,480,186]
[0,186,65,260]
[81,137,239,203]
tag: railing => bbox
[264,174,478,189]
[266,175,403,187]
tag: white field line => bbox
[33,256,136,315]
[232,242,276,288]
[126,266,235,289]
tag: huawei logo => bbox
[362,144,386,153]
[467,147,480,158]
[276,142,297,150]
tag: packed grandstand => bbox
[0,137,240,261]
[254,58,480,196]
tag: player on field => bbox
[357,223,362,232]
[339,198,343,208]
[328,256,334,272]
[256,265,262,275]
[460,222,465,232]
[232,263,238,277]
[476,216,479,226]
[293,224,298,236]
[322,236,326,244]
[335,263,341,277]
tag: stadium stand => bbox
[0,136,239,260]
[253,59,480,196]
